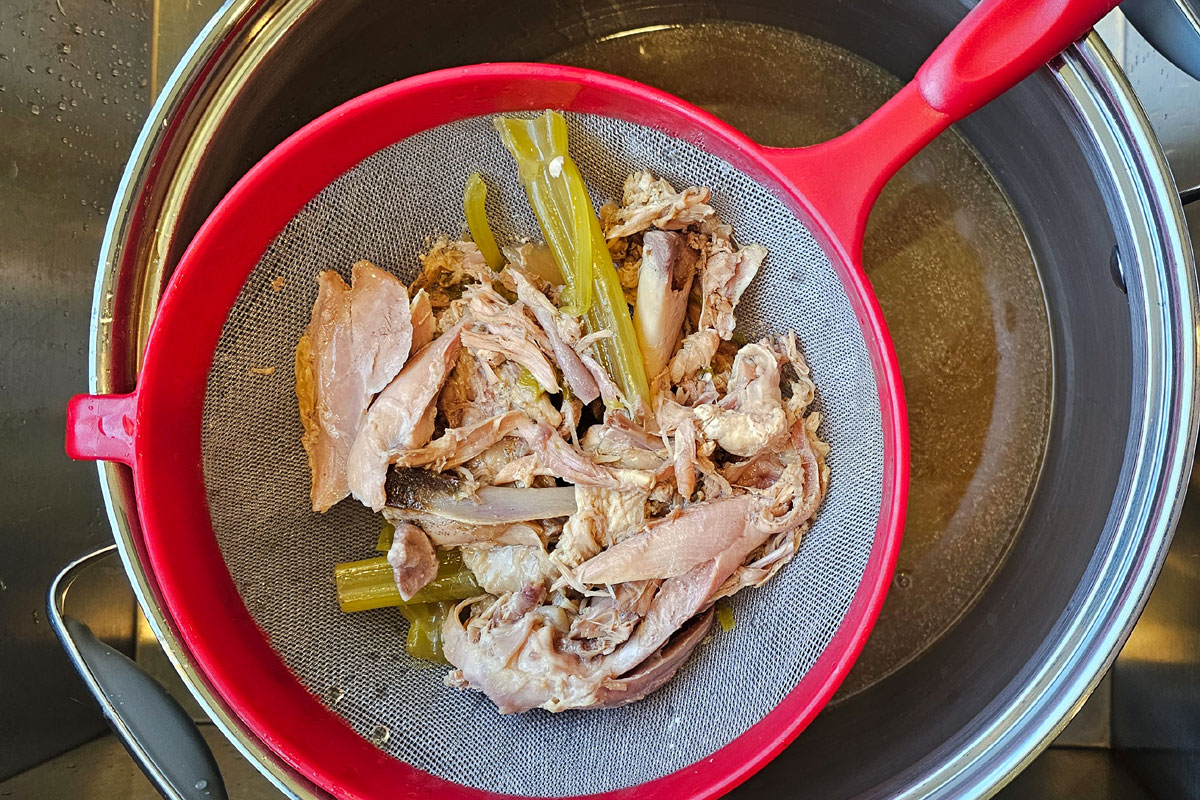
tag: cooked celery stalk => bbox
[399,601,454,664]
[495,115,592,314]
[334,548,480,612]
[565,162,595,315]
[716,601,735,632]
[516,366,544,397]
[494,112,650,414]
[376,520,395,552]
[463,172,504,271]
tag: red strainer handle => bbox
[916,0,1123,119]
[66,393,137,466]
[770,0,1122,260]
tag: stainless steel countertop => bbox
[0,3,1196,798]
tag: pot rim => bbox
[85,2,1198,798]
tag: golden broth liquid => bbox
[553,22,1052,696]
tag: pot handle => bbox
[48,545,229,800]
[1120,0,1200,81]
[66,392,137,465]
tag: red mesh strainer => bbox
[65,0,1118,797]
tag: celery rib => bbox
[463,172,504,271]
[334,549,480,612]
[494,111,650,415]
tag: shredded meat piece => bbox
[673,417,698,500]
[345,318,466,510]
[579,423,667,472]
[462,328,560,394]
[492,453,550,486]
[441,574,722,713]
[604,172,717,239]
[575,495,759,585]
[389,411,525,471]
[462,544,560,595]
[749,414,826,531]
[669,329,720,386]
[578,351,624,407]
[510,269,601,403]
[514,420,653,492]
[386,522,438,601]
[771,330,818,423]
[698,241,767,341]
[566,580,659,657]
[298,264,412,512]
[411,239,494,306]
[410,289,436,353]
[583,608,712,708]
[634,231,699,381]
[555,483,652,569]
[693,342,788,458]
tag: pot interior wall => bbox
[162,0,1134,796]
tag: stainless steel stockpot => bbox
[75,1,1197,797]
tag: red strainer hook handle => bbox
[67,392,137,465]
[916,0,1124,118]
[770,0,1123,261]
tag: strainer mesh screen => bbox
[201,112,883,796]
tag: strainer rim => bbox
[105,63,907,800]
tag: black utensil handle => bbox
[48,545,229,800]
[1121,0,1200,81]
[1181,184,1200,205]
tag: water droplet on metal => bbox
[369,724,390,745]
[894,569,913,590]
[29,103,41,116]
[325,685,345,705]
[25,65,35,74]
[71,23,82,34]
[194,779,207,790]
[57,42,70,54]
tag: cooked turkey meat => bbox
[304,168,830,715]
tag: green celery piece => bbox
[717,602,735,632]
[463,172,504,271]
[494,114,592,314]
[516,366,544,397]
[376,520,395,552]
[399,601,454,664]
[334,549,480,612]
[494,111,650,414]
